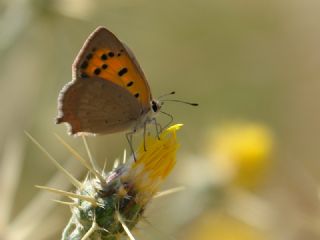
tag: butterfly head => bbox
[151,99,162,113]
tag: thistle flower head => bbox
[34,124,183,240]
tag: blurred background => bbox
[1,0,320,239]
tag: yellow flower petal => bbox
[130,124,182,195]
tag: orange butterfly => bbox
[56,26,197,154]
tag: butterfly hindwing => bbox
[72,27,151,110]
[57,77,141,135]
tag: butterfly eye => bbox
[151,101,158,112]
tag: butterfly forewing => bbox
[72,27,151,109]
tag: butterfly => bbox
[56,26,197,154]
[56,26,165,152]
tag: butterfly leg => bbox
[151,118,161,140]
[143,121,147,152]
[159,111,174,130]
[125,131,136,161]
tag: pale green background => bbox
[1,0,320,239]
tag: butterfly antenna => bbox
[161,99,199,106]
[158,91,176,100]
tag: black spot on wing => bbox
[86,53,93,60]
[94,68,101,75]
[118,68,128,76]
[80,61,88,69]
[81,73,89,78]
[126,81,133,87]
[101,54,108,60]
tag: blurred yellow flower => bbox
[183,211,268,240]
[208,122,274,188]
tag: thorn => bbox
[123,149,127,164]
[54,133,105,183]
[141,217,177,240]
[81,221,98,240]
[35,185,97,206]
[25,131,82,189]
[82,136,101,172]
[153,186,186,199]
[113,159,120,169]
[81,215,109,240]
[52,199,79,207]
[83,172,90,182]
[102,158,108,174]
[116,211,136,240]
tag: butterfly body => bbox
[56,27,161,136]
